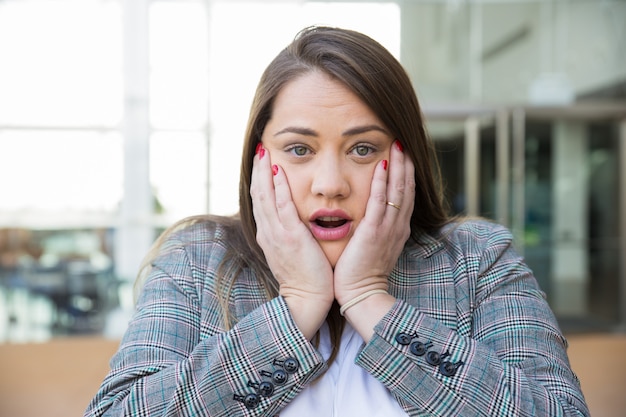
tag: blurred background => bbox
[0,0,624,414]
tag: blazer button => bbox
[395,333,412,345]
[283,358,299,374]
[260,369,288,385]
[258,381,274,397]
[426,350,442,366]
[247,380,275,397]
[243,393,260,409]
[272,369,287,385]
[439,360,464,377]
[410,341,432,356]
[234,393,261,409]
[274,357,300,374]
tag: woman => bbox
[85,26,589,416]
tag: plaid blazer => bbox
[85,219,589,416]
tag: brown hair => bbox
[240,26,448,253]
[138,26,449,367]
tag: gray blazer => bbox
[85,219,589,416]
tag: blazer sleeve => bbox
[355,223,590,417]
[84,229,326,417]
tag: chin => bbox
[320,242,346,268]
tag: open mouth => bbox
[315,216,348,228]
[309,211,352,241]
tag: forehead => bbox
[278,71,352,101]
[270,71,377,120]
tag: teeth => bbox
[317,216,343,222]
[315,216,347,229]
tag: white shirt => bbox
[281,322,408,416]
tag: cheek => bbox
[349,166,377,219]
[280,167,309,217]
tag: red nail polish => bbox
[395,140,404,152]
[259,148,265,159]
[272,165,279,176]
[255,143,262,155]
[382,160,388,170]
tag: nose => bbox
[310,155,350,199]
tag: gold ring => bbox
[386,201,401,210]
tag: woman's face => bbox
[261,71,394,266]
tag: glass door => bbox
[426,103,626,332]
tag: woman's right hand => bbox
[250,145,334,340]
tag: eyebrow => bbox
[274,124,389,137]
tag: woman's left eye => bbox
[351,144,375,157]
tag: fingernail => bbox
[394,140,404,152]
[382,160,388,170]
[272,165,279,176]
[259,148,266,159]
[255,143,263,155]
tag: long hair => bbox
[138,26,449,367]
[240,26,447,255]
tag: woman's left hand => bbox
[333,140,415,307]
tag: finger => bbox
[402,150,416,215]
[362,158,389,225]
[385,140,407,215]
[250,147,278,236]
[271,164,303,229]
